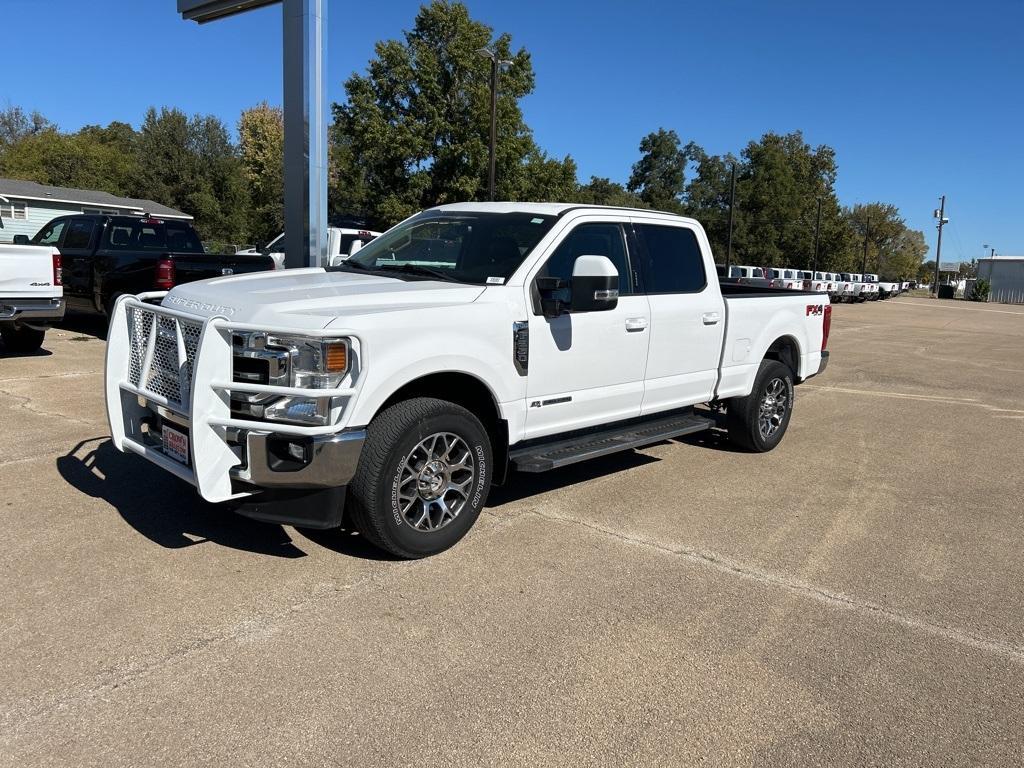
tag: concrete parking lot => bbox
[2,297,1023,767]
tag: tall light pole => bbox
[812,197,822,273]
[725,162,736,272]
[932,195,947,295]
[478,47,512,201]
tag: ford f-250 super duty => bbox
[105,204,831,558]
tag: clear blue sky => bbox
[4,0,1022,260]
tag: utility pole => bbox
[725,163,736,272]
[812,197,822,273]
[861,218,870,275]
[478,48,511,201]
[932,195,947,295]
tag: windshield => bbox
[338,211,558,284]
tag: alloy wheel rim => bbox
[757,377,789,440]
[396,432,475,532]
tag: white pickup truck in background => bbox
[0,239,64,353]
[238,226,381,269]
[839,272,865,302]
[105,203,831,559]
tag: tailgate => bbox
[0,245,60,300]
[171,253,275,283]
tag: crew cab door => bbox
[59,218,99,310]
[631,220,725,414]
[524,220,650,440]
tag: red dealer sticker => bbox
[806,304,824,316]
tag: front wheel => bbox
[1,325,46,354]
[726,359,795,452]
[347,397,493,559]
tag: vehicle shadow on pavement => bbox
[487,450,661,507]
[675,427,748,454]
[0,344,53,358]
[57,437,307,558]
[56,312,110,341]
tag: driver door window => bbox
[34,219,67,246]
[539,223,633,304]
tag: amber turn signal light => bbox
[324,341,348,373]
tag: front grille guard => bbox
[105,292,366,502]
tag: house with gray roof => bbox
[0,178,192,242]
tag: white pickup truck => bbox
[0,240,64,353]
[239,227,381,269]
[105,203,831,558]
[875,276,901,299]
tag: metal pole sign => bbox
[178,0,328,269]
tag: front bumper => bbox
[240,428,366,489]
[0,297,65,324]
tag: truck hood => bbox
[160,268,486,329]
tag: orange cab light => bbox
[325,342,348,372]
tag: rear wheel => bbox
[347,397,493,559]
[727,359,795,452]
[1,326,46,354]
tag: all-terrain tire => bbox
[1,326,46,354]
[726,359,795,452]
[347,397,493,559]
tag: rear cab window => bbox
[103,218,204,253]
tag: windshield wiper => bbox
[376,263,459,282]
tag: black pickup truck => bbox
[14,214,275,316]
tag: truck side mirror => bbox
[348,239,364,257]
[570,255,619,312]
[13,234,30,245]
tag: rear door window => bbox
[63,219,96,250]
[635,224,706,294]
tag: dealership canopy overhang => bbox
[177,0,328,269]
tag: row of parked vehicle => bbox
[719,265,914,302]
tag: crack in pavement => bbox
[802,384,1024,417]
[522,508,1024,665]
[0,386,99,428]
[0,371,101,384]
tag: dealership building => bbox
[0,178,191,243]
[977,257,1024,303]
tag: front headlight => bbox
[232,335,351,426]
[268,336,350,389]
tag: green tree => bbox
[0,104,52,148]
[0,121,139,196]
[919,260,936,282]
[135,107,249,243]
[731,131,846,270]
[843,203,927,279]
[238,102,284,246]
[627,128,687,212]
[575,176,644,207]
[331,0,570,227]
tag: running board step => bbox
[510,412,714,473]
